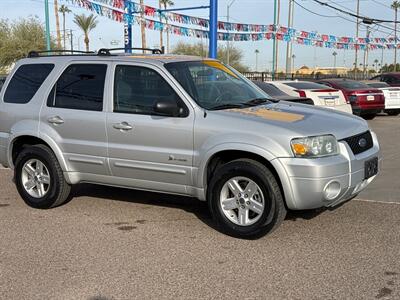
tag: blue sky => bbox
[0,0,397,71]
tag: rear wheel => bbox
[362,113,376,120]
[15,145,71,209]
[208,159,286,238]
[386,110,400,116]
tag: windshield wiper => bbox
[242,97,278,106]
[208,103,247,111]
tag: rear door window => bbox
[284,82,333,90]
[47,64,107,111]
[4,64,54,104]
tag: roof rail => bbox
[97,47,165,56]
[27,50,96,58]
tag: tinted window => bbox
[367,82,389,88]
[334,80,371,89]
[253,81,287,97]
[384,76,400,84]
[284,81,333,90]
[114,65,186,116]
[47,64,106,111]
[4,64,54,104]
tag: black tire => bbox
[362,113,376,120]
[208,159,286,239]
[386,110,400,116]
[14,144,71,209]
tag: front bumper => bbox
[274,131,381,210]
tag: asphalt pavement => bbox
[0,115,399,300]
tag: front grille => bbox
[342,131,373,155]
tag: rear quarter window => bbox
[284,82,333,90]
[3,64,54,104]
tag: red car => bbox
[316,79,385,119]
[371,73,400,87]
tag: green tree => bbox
[171,42,249,72]
[0,17,57,70]
[73,14,98,52]
[59,4,72,50]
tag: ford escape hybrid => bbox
[0,49,381,238]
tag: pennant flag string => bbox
[63,0,400,51]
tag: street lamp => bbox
[226,0,236,65]
[332,51,338,72]
[255,49,260,72]
[291,54,296,75]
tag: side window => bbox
[47,64,107,111]
[319,82,332,87]
[114,65,187,116]
[4,64,54,104]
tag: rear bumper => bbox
[352,106,382,115]
[275,131,380,210]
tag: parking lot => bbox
[0,115,399,300]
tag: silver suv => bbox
[0,49,380,238]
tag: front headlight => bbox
[291,135,338,158]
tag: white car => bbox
[364,81,400,116]
[268,81,353,114]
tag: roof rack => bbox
[27,50,96,58]
[97,47,165,56]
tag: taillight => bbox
[294,90,307,97]
[348,95,357,104]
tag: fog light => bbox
[323,181,341,200]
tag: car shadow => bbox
[70,183,331,234]
[70,183,218,230]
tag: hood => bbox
[211,101,368,140]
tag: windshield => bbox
[336,80,371,89]
[253,81,288,97]
[165,60,270,110]
[284,81,333,90]
[367,82,389,88]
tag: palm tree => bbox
[59,5,72,50]
[140,0,147,52]
[374,59,379,72]
[160,0,174,53]
[392,1,400,71]
[73,14,98,52]
[54,0,62,49]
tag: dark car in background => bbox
[253,81,314,105]
[317,79,385,119]
[371,73,400,87]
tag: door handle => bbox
[113,122,133,131]
[47,116,64,125]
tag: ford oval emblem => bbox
[358,138,367,148]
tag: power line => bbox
[312,0,400,24]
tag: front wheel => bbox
[15,145,71,209]
[208,159,286,238]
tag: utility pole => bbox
[291,54,296,75]
[363,26,371,79]
[285,0,294,75]
[354,0,360,73]
[44,0,51,50]
[394,3,398,71]
[255,49,260,72]
[226,0,236,65]
[70,29,73,51]
[272,0,278,80]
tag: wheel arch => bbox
[197,144,289,204]
[8,133,68,172]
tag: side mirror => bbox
[153,99,182,117]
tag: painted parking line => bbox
[354,198,400,205]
